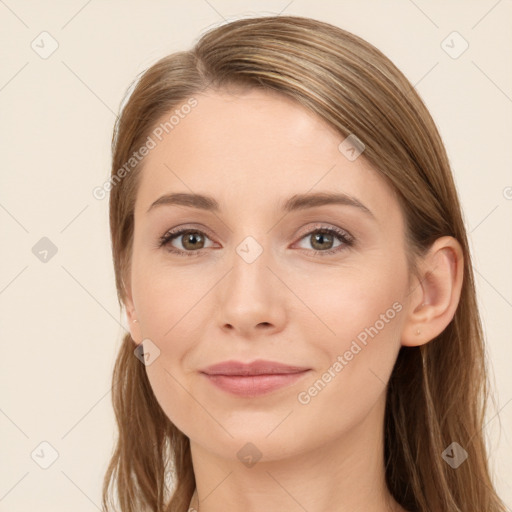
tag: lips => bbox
[201,359,310,376]
[200,360,311,397]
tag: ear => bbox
[123,274,142,345]
[401,236,464,347]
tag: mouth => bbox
[201,359,311,376]
[200,360,311,397]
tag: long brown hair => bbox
[103,15,507,512]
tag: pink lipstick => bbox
[200,360,311,397]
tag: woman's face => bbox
[125,87,413,461]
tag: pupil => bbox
[185,233,202,249]
[313,233,332,249]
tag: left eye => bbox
[295,227,352,254]
[158,225,354,257]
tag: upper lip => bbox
[201,359,310,376]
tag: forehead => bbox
[133,88,398,220]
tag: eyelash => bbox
[158,223,354,258]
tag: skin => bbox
[124,87,464,512]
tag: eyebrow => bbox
[146,191,374,218]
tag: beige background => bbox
[1,1,511,510]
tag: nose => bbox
[215,242,287,338]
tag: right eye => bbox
[158,228,216,256]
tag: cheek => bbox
[132,254,206,341]
[132,277,203,434]
[293,256,406,350]
[294,256,406,404]
[290,297,404,448]
[131,261,215,430]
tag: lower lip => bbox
[202,371,310,397]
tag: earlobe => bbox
[401,236,464,347]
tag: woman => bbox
[102,15,507,512]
